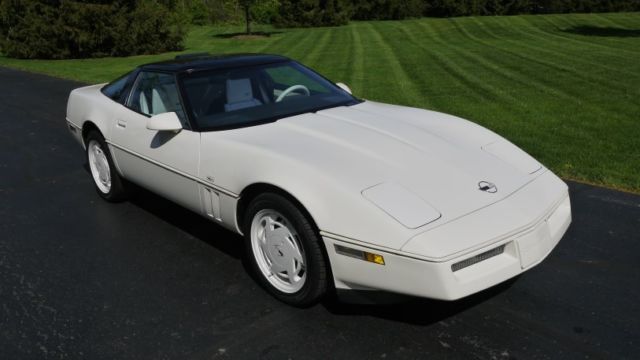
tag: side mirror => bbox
[336,82,352,95]
[146,112,182,132]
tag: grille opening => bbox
[451,245,506,272]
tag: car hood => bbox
[205,100,545,246]
[250,101,542,228]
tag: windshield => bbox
[179,61,359,130]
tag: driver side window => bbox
[128,71,187,125]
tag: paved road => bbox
[1,67,639,359]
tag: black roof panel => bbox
[139,53,290,73]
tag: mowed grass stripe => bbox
[415,19,572,137]
[414,19,515,105]
[560,13,640,50]
[445,19,558,106]
[374,20,466,110]
[358,22,423,107]
[254,32,292,53]
[370,21,452,108]
[255,29,310,57]
[464,16,639,104]
[288,30,330,61]
[403,18,493,105]
[468,19,640,120]
[515,15,639,58]
[507,16,640,68]
[472,16,639,82]
[297,28,333,66]
[347,23,365,94]
[526,15,640,56]
[307,26,353,83]
[459,32,638,123]
[479,17,640,110]
[600,12,640,29]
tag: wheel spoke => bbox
[286,258,300,284]
[286,237,304,264]
[270,261,286,275]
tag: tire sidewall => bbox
[85,131,127,202]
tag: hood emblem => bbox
[478,181,497,193]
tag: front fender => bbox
[199,134,415,250]
[66,84,113,144]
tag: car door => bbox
[109,71,201,212]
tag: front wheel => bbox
[85,131,129,202]
[244,193,329,307]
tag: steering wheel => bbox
[276,85,310,103]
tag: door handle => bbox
[116,119,127,128]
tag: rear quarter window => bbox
[101,72,132,104]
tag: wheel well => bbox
[81,121,100,146]
[236,183,319,234]
[238,183,335,294]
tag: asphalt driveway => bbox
[1,67,639,359]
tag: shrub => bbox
[274,0,351,28]
[0,0,185,59]
[351,0,425,20]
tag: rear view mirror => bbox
[146,112,182,132]
[336,82,352,95]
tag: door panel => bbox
[110,71,201,212]
[111,108,201,212]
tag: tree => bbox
[239,0,258,34]
[274,0,351,27]
[0,0,185,59]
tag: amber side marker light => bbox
[334,244,385,265]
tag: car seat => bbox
[225,78,262,112]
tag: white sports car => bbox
[66,54,571,306]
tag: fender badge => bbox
[478,181,497,193]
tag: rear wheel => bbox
[244,193,329,307]
[85,131,129,202]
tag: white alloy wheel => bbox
[87,140,112,194]
[250,209,307,293]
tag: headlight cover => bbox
[362,183,441,229]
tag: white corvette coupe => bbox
[66,54,571,306]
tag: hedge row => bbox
[0,0,185,59]
[273,0,640,26]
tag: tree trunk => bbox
[245,6,251,35]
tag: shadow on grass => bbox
[213,31,283,39]
[563,25,640,37]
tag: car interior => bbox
[185,69,279,119]
[129,72,187,125]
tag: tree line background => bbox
[1,0,639,59]
[188,0,640,26]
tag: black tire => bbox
[85,131,129,202]
[243,193,329,307]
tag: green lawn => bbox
[2,13,639,192]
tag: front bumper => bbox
[322,181,571,301]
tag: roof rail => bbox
[174,52,210,60]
